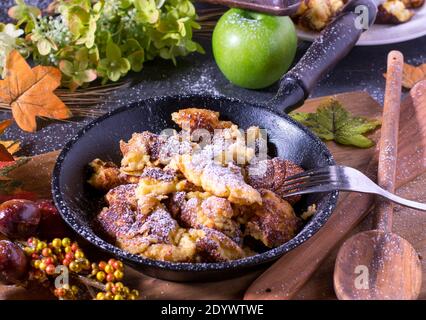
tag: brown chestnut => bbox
[0,240,28,284]
[0,199,41,239]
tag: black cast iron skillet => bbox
[52,0,377,282]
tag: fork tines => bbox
[280,166,339,194]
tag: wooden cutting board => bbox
[2,88,426,300]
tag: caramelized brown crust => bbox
[105,184,138,209]
[195,228,245,262]
[179,194,242,244]
[292,0,345,31]
[121,208,180,244]
[245,189,302,248]
[247,158,304,205]
[402,0,424,8]
[96,203,140,240]
[116,208,180,253]
[88,159,134,191]
[97,203,198,262]
[119,132,165,174]
[376,0,414,24]
[136,167,184,198]
[172,108,234,133]
[165,191,187,218]
[120,131,164,163]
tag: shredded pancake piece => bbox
[116,207,197,262]
[120,131,196,175]
[245,189,302,248]
[176,153,262,206]
[172,108,234,132]
[105,184,138,210]
[247,158,304,205]
[88,159,137,191]
[178,192,242,244]
[136,167,180,197]
[195,228,245,262]
[119,132,164,175]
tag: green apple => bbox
[212,9,297,89]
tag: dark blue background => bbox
[1,1,425,155]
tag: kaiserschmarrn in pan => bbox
[88,108,313,263]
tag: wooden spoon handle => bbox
[375,51,404,232]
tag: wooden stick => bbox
[375,51,404,232]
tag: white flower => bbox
[2,24,24,40]
[0,24,24,78]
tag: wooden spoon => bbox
[333,51,422,300]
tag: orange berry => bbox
[65,252,74,260]
[113,261,123,270]
[46,264,56,275]
[98,261,107,270]
[54,288,66,297]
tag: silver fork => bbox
[282,165,426,211]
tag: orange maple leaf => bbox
[401,63,426,89]
[384,62,426,89]
[0,119,15,161]
[0,144,14,162]
[0,119,13,133]
[0,50,72,132]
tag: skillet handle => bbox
[270,0,377,114]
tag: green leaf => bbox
[290,98,381,148]
[118,58,131,73]
[88,46,100,65]
[68,6,91,25]
[134,0,160,24]
[59,60,74,76]
[107,69,122,82]
[128,50,144,72]
[75,47,89,70]
[80,69,97,82]
[37,38,52,55]
[106,40,122,61]
[121,39,142,55]
[8,1,41,21]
